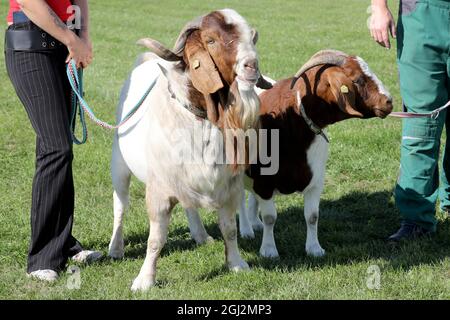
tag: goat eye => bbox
[207,39,215,45]
[353,77,364,86]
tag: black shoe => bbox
[387,222,432,242]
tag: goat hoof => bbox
[306,244,326,258]
[131,275,155,292]
[108,250,124,259]
[108,242,124,259]
[229,260,250,272]
[193,234,214,245]
[239,227,255,239]
[251,219,264,232]
[260,244,279,258]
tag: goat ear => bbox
[329,76,363,117]
[185,36,224,94]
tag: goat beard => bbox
[223,80,260,174]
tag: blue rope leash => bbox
[66,59,158,145]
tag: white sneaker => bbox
[27,269,59,282]
[71,250,103,264]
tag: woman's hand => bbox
[370,2,396,49]
[81,34,93,57]
[65,34,93,69]
[16,0,93,68]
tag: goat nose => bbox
[244,59,258,71]
[387,98,393,108]
[385,99,394,113]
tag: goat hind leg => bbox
[248,193,264,231]
[185,208,213,244]
[239,190,255,239]
[109,144,131,259]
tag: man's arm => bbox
[370,0,397,49]
[17,0,92,68]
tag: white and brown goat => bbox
[187,50,393,258]
[108,9,271,291]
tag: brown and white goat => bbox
[108,9,271,291]
[184,50,393,258]
[239,50,393,257]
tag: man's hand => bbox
[370,1,396,49]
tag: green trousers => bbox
[395,0,450,232]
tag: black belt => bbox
[5,12,69,51]
[5,28,65,51]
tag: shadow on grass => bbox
[88,190,450,280]
[199,190,450,280]
[262,191,447,265]
[83,224,207,262]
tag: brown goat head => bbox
[292,50,393,120]
[137,9,271,127]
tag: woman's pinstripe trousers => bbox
[5,24,83,273]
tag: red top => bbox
[7,0,73,23]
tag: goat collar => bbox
[157,63,207,119]
[181,101,207,119]
[296,91,329,143]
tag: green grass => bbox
[1,0,449,300]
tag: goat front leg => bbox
[185,208,213,244]
[303,185,325,257]
[131,189,173,292]
[219,207,249,271]
[256,196,279,258]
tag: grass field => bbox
[1,0,449,300]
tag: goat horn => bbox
[251,29,259,45]
[290,49,349,89]
[173,16,204,55]
[136,38,181,62]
